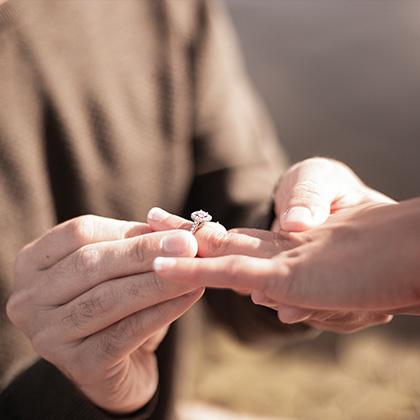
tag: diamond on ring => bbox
[190,210,212,234]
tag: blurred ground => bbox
[187,2,420,419]
[178,401,282,420]
[191,324,420,420]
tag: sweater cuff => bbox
[0,359,158,420]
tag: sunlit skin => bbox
[5,157,405,416]
[6,217,203,414]
[150,158,420,334]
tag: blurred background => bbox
[188,1,420,419]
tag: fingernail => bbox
[184,288,205,298]
[282,207,313,227]
[148,207,169,222]
[278,307,312,324]
[251,291,277,308]
[154,257,177,271]
[161,232,195,255]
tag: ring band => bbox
[190,210,212,234]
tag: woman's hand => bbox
[147,157,400,334]
[270,157,397,327]
[149,202,420,333]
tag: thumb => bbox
[275,159,338,232]
[278,181,332,232]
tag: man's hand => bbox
[6,215,203,414]
[148,204,420,333]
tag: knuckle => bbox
[6,289,34,328]
[89,286,118,315]
[99,317,140,360]
[5,293,21,326]
[48,256,71,280]
[68,215,97,246]
[68,287,115,327]
[125,277,145,298]
[6,291,19,319]
[145,273,165,294]
[74,245,101,276]
[61,308,82,329]
[133,237,146,264]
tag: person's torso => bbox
[0,1,199,409]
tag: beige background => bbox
[226,0,420,200]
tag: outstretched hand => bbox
[148,158,403,334]
[148,202,420,333]
[270,157,397,326]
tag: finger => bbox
[305,314,393,334]
[154,255,277,292]
[364,187,397,205]
[79,288,204,364]
[250,290,279,309]
[229,228,280,241]
[383,303,420,316]
[271,218,281,232]
[124,224,153,238]
[250,292,314,323]
[309,311,392,324]
[275,158,350,232]
[24,215,151,270]
[39,230,198,304]
[55,272,197,341]
[148,207,283,258]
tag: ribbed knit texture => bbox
[0,1,291,418]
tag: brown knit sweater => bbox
[0,1,304,419]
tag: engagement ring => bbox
[190,210,212,234]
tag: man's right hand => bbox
[6,215,203,415]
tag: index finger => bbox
[153,255,277,292]
[23,215,151,270]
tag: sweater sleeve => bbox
[184,0,314,344]
[0,359,158,420]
